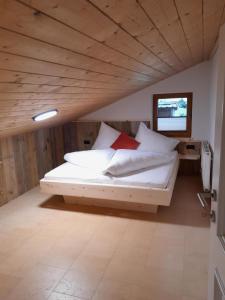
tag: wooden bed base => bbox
[63,196,159,213]
[40,158,179,213]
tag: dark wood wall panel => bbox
[63,121,150,151]
[0,126,65,206]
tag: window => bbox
[153,92,192,137]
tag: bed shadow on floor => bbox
[40,194,210,228]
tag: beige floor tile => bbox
[182,254,208,299]
[0,273,21,299]
[48,292,82,299]
[182,279,208,300]
[39,242,85,270]
[104,257,182,296]
[142,266,183,296]
[54,268,103,299]
[6,264,65,300]
[0,234,58,277]
[82,238,118,260]
[154,222,186,240]
[0,254,37,277]
[55,253,109,299]
[0,176,209,300]
[93,277,182,300]
[119,220,155,250]
[104,258,145,285]
[112,243,149,265]
[92,279,145,300]
[0,231,31,256]
[147,235,184,271]
[182,296,206,300]
[71,253,110,274]
[185,227,209,257]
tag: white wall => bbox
[208,50,219,149]
[82,61,212,140]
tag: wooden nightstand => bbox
[177,140,201,175]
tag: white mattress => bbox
[44,153,178,189]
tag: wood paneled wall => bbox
[65,121,150,150]
[0,126,66,206]
[0,120,148,206]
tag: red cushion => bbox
[111,132,140,150]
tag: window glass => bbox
[157,98,187,131]
[153,93,192,137]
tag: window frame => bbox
[153,92,193,137]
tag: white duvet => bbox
[103,149,176,176]
[64,149,176,176]
[64,149,115,172]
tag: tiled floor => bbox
[0,175,209,300]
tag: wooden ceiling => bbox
[0,0,225,136]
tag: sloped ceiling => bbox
[0,0,225,136]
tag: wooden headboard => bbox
[64,121,150,151]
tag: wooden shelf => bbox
[179,154,201,160]
[178,140,201,175]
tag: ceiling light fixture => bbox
[32,109,58,122]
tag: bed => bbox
[40,122,180,213]
[40,151,179,213]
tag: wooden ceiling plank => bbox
[0,99,104,107]
[0,102,103,116]
[0,67,147,86]
[0,101,107,125]
[0,52,150,85]
[19,0,174,75]
[175,0,204,64]
[0,97,114,105]
[0,69,144,89]
[0,110,79,135]
[0,78,139,92]
[0,82,135,96]
[0,0,223,137]
[0,99,117,136]
[86,0,174,74]
[0,93,117,100]
[0,0,165,79]
[0,105,98,120]
[0,27,155,81]
[90,0,184,72]
[203,0,225,58]
[138,0,193,67]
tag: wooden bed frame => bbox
[40,157,179,213]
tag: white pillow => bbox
[64,149,115,171]
[103,149,176,176]
[92,122,120,150]
[135,122,179,153]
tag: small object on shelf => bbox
[177,140,201,156]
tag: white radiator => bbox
[201,141,212,191]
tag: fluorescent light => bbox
[32,109,58,122]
